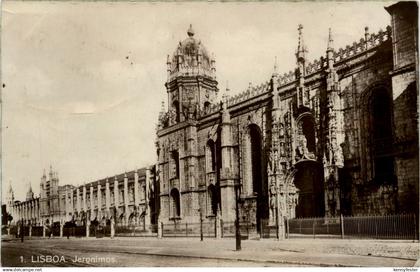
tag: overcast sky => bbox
[2,1,395,201]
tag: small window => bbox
[170,188,181,217]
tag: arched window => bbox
[172,101,180,123]
[170,188,180,217]
[171,151,180,179]
[296,114,316,156]
[203,101,211,114]
[249,124,263,194]
[370,87,394,185]
[206,140,216,172]
[208,184,218,215]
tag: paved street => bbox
[1,236,418,267]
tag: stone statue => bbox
[279,123,284,137]
[269,180,277,224]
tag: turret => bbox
[295,24,309,108]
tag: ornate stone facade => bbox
[6,166,158,229]
[156,2,419,236]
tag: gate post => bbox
[216,216,221,239]
[60,222,63,238]
[340,214,344,239]
[286,217,289,239]
[29,225,32,237]
[86,221,90,238]
[157,221,162,239]
[312,219,315,239]
[42,225,46,238]
[110,218,115,239]
[200,211,203,241]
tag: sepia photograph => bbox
[1,0,419,268]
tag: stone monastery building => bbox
[6,2,419,234]
[155,1,418,230]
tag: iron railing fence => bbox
[342,214,417,240]
[162,219,216,238]
[287,217,341,239]
[115,224,158,237]
[221,220,257,238]
[287,214,418,240]
[31,226,44,236]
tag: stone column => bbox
[42,225,46,238]
[65,190,69,221]
[110,218,115,239]
[123,173,129,225]
[145,168,151,229]
[76,188,81,212]
[114,176,119,222]
[86,220,90,238]
[219,99,236,222]
[82,186,87,212]
[105,179,110,216]
[97,183,102,220]
[29,225,32,237]
[216,214,222,239]
[90,186,94,220]
[134,171,139,208]
[157,220,162,239]
[70,190,74,217]
[22,203,26,223]
[60,221,63,237]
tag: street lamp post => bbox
[199,208,203,241]
[235,182,241,251]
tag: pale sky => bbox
[1,1,395,202]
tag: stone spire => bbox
[296,24,307,63]
[327,28,334,51]
[326,28,335,69]
[222,82,230,110]
[271,56,280,111]
[296,24,308,108]
[222,82,230,123]
[187,24,195,37]
[272,56,278,77]
[26,182,34,201]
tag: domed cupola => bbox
[162,25,219,127]
[167,24,216,82]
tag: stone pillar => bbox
[105,179,110,216]
[70,190,74,218]
[134,170,139,208]
[60,221,63,237]
[145,168,151,229]
[23,203,26,223]
[216,214,222,239]
[110,218,115,239]
[90,186,94,220]
[42,225,46,238]
[86,220,90,238]
[219,98,236,222]
[124,173,129,225]
[29,225,32,237]
[76,188,81,212]
[83,186,87,212]
[65,190,69,221]
[97,183,102,220]
[114,176,119,221]
[157,220,162,239]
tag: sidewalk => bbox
[3,235,418,267]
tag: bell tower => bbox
[165,24,218,126]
